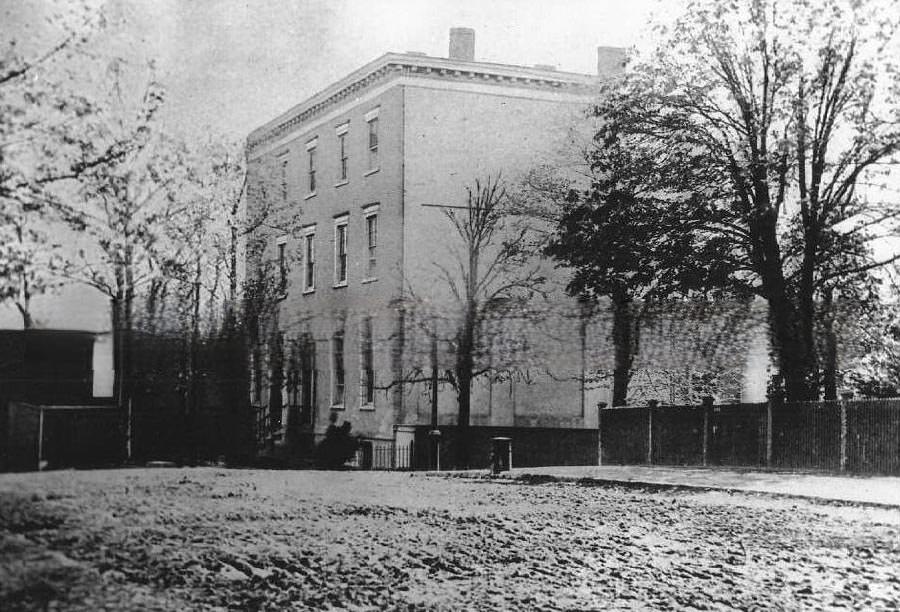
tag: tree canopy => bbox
[559,0,900,401]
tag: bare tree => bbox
[397,175,546,465]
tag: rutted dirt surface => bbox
[1,468,899,610]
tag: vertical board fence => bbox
[3,402,122,471]
[600,398,900,475]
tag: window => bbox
[302,227,316,292]
[276,236,288,291]
[279,155,289,202]
[332,330,345,406]
[364,206,378,278]
[306,147,316,193]
[336,122,349,183]
[334,217,348,286]
[367,117,378,171]
[360,316,375,406]
[306,138,317,195]
[338,133,348,181]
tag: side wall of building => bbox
[401,81,595,428]
[248,85,407,442]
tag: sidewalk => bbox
[432,465,900,508]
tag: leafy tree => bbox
[544,126,739,405]
[314,413,360,469]
[843,295,900,398]
[0,3,129,327]
[589,0,900,401]
[61,66,178,407]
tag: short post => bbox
[701,396,713,467]
[490,437,512,474]
[765,399,773,468]
[428,429,442,471]
[647,400,658,465]
[597,402,607,466]
[37,406,45,472]
[126,397,133,462]
[840,392,852,472]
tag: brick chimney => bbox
[449,27,475,61]
[597,46,626,77]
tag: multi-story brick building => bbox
[245,28,630,459]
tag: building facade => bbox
[245,29,631,456]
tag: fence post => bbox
[37,406,45,472]
[647,400,658,465]
[126,397,133,462]
[840,392,851,473]
[597,402,606,466]
[766,399,773,468]
[701,396,713,467]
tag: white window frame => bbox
[359,315,375,409]
[365,107,379,174]
[302,225,316,293]
[336,122,349,184]
[333,215,349,288]
[278,152,289,202]
[363,203,379,282]
[331,329,345,408]
[276,234,288,292]
[305,138,317,197]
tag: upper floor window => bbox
[365,107,379,173]
[334,216,348,287]
[305,138,317,195]
[364,204,378,278]
[302,226,316,292]
[279,154,289,202]
[276,235,288,291]
[336,122,349,183]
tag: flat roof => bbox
[247,52,599,153]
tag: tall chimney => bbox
[597,46,626,77]
[449,27,475,61]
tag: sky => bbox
[4,0,666,140]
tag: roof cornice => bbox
[247,53,598,154]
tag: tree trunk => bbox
[14,223,33,330]
[111,295,123,405]
[456,367,472,469]
[821,288,838,401]
[753,211,820,402]
[611,293,636,406]
[16,301,33,330]
[187,265,202,464]
[455,306,476,469]
[766,293,819,402]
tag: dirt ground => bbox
[1,468,899,611]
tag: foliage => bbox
[544,120,747,404]
[314,416,360,469]
[585,0,900,401]
[845,301,900,398]
[0,2,128,326]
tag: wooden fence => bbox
[600,398,900,475]
[3,402,123,471]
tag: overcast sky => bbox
[6,0,667,140]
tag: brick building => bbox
[245,28,640,459]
